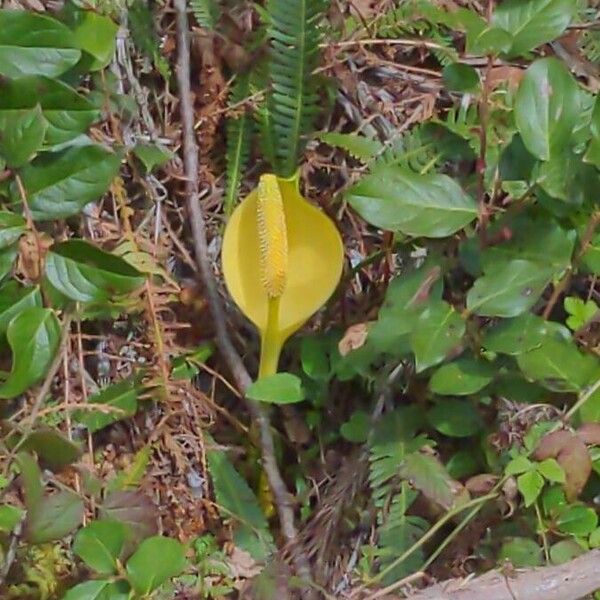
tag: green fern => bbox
[580,30,600,63]
[189,0,220,29]
[224,74,253,216]
[266,0,326,177]
[318,131,384,161]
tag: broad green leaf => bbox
[446,449,480,480]
[442,63,480,93]
[207,440,274,560]
[468,26,512,55]
[99,490,158,545]
[564,297,598,331]
[549,540,585,565]
[517,469,544,506]
[318,131,383,161]
[482,313,569,355]
[517,337,599,392]
[0,245,18,283]
[492,0,577,57]
[70,11,118,71]
[300,336,331,381]
[25,489,84,543]
[429,358,494,395]
[537,458,565,483]
[0,212,26,250]
[0,10,81,78]
[14,145,121,220]
[74,378,139,432]
[133,143,174,172]
[466,259,554,318]
[15,452,43,511]
[0,505,23,531]
[61,580,130,600]
[246,373,305,404]
[410,301,465,372]
[499,537,543,567]
[589,527,600,548]
[0,76,99,147]
[340,410,370,443]
[346,166,477,237]
[505,455,533,476]
[45,240,145,303]
[0,307,60,399]
[557,505,598,535]
[514,58,580,160]
[427,399,483,438]
[0,105,46,168]
[15,428,80,471]
[580,387,600,423]
[0,282,42,335]
[73,520,126,575]
[126,536,187,595]
[542,485,567,516]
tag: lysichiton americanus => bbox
[222,173,344,378]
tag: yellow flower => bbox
[222,173,344,378]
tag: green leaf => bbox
[499,537,543,567]
[0,282,42,335]
[468,26,513,55]
[537,458,565,483]
[61,580,130,600]
[0,10,81,78]
[74,378,139,433]
[467,259,554,318]
[517,337,599,392]
[427,399,483,438]
[16,452,43,511]
[246,373,305,404]
[429,358,494,395]
[340,410,370,443]
[542,485,567,516]
[106,446,151,494]
[14,145,121,220]
[514,58,580,160]
[410,301,466,372]
[73,520,126,575]
[0,307,60,399]
[589,527,600,548]
[446,450,480,480]
[0,105,46,168]
[557,505,598,535]
[70,10,118,71]
[25,489,84,543]
[492,0,577,57]
[318,131,383,161]
[0,76,100,147]
[580,387,600,423]
[45,240,145,303]
[15,428,80,471]
[300,336,331,380]
[517,469,544,507]
[99,490,158,545]
[126,536,187,595]
[0,505,23,531]
[564,297,598,331]
[347,167,477,237]
[581,232,600,275]
[549,540,585,565]
[0,245,17,283]
[207,440,274,560]
[133,143,173,173]
[442,63,480,93]
[0,212,26,250]
[505,455,533,476]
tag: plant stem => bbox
[259,297,283,378]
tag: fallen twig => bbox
[173,0,313,592]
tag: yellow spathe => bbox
[222,173,344,378]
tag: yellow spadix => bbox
[222,173,344,378]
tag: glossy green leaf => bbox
[0,212,26,250]
[442,63,480,92]
[73,520,126,575]
[427,399,483,438]
[14,145,121,220]
[74,378,139,433]
[549,540,585,565]
[468,26,512,55]
[61,579,130,600]
[514,58,580,160]
[70,11,118,71]
[0,10,81,78]
[429,358,494,395]
[499,537,542,567]
[492,0,577,57]
[347,166,477,237]
[0,282,42,335]
[45,240,144,303]
[0,76,99,147]
[557,505,598,535]
[410,301,465,372]
[0,505,23,531]
[126,536,187,595]
[246,372,305,404]
[25,489,84,543]
[15,428,80,471]
[0,307,60,399]
[517,469,544,507]
[467,259,554,318]
[0,105,46,168]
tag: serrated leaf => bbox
[517,469,544,507]
[0,307,60,399]
[564,296,598,331]
[514,57,580,160]
[73,520,126,575]
[318,131,383,160]
[467,259,554,318]
[0,105,46,168]
[25,488,84,543]
[45,240,145,303]
[0,282,42,335]
[246,373,305,404]
[537,458,565,483]
[14,144,121,220]
[505,455,533,476]
[70,10,118,71]
[429,358,494,395]
[427,399,483,438]
[410,301,465,372]
[0,10,81,78]
[347,166,477,237]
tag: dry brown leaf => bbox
[338,322,369,356]
[465,473,499,496]
[576,422,600,445]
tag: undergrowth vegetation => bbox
[0,0,600,599]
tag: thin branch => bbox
[173,0,313,590]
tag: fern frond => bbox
[224,74,254,216]
[318,131,384,160]
[266,0,326,177]
[378,126,443,173]
[189,0,220,29]
[580,30,600,63]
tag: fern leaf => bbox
[318,131,383,161]
[224,74,254,216]
[266,0,326,176]
[189,0,220,29]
